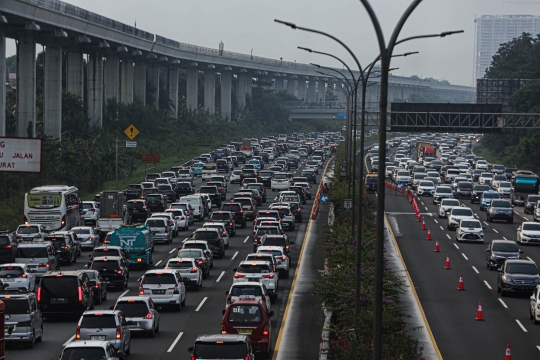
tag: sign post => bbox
[118,125,140,189]
[396,182,403,196]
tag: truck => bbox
[422,146,436,160]
[512,171,539,193]
[365,172,378,193]
[240,138,253,158]
[95,191,131,240]
[416,141,432,159]
[108,224,154,267]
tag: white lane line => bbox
[453,243,460,249]
[462,253,469,260]
[167,332,184,352]
[446,234,451,239]
[514,211,519,215]
[498,298,508,309]
[484,280,492,289]
[503,237,508,240]
[63,335,76,347]
[84,264,88,268]
[523,216,529,220]
[434,219,438,224]
[472,266,479,274]
[493,229,499,233]
[537,346,540,352]
[120,290,130,298]
[420,202,424,205]
[516,319,528,332]
[155,260,163,267]
[440,226,444,231]
[195,297,208,312]
[231,251,239,260]
[244,236,250,243]
[169,247,177,254]
[483,221,489,226]
[425,207,428,211]
[216,271,225,282]
[528,257,534,262]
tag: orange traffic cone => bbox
[457,274,465,290]
[504,344,511,360]
[426,229,432,240]
[417,213,421,222]
[476,301,484,321]
[434,239,440,252]
[421,218,426,230]
[444,255,451,269]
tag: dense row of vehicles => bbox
[0,131,341,359]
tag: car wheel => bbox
[148,327,156,338]
[95,291,102,305]
[125,340,131,355]
[27,331,35,348]
[36,325,43,342]
[181,294,186,307]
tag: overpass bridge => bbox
[0,0,475,139]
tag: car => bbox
[83,269,108,304]
[487,199,514,223]
[15,241,59,277]
[230,170,243,184]
[209,211,236,237]
[170,202,195,225]
[71,226,99,250]
[75,310,132,357]
[165,257,203,290]
[225,282,272,312]
[480,190,501,211]
[60,340,121,360]
[417,180,436,196]
[180,242,214,272]
[433,186,454,205]
[455,219,484,243]
[165,208,189,231]
[486,240,522,270]
[125,184,143,200]
[138,269,187,311]
[208,181,227,201]
[438,199,462,219]
[38,270,94,317]
[177,167,194,182]
[0,263,36,291]
[268,205,295,231]
[471,184,491,204]
[478,172,494,185]
[145,217,173,244]
[188,334,256,360]
[126,199,151,222]
[88,246,129,267]
[203,222,230,248]
[271,172,291,191]
[517,222,540,244]
[497,259,540,296]
[257,246,290,278]
[90,256,129,290]
[82,201,100,225]
[524,195,540,214]
[112,296,160,337]
[157,184,176,202]
[492,174,508,188]
[220,297,274,356]
[220,202,247,228]
[14,223,47,242]
[145,193,167,212]
[231,197,256,220]
[151,212,179,237]
[233,260,278,302]
[300,169,317,184]
[190,229,226,259]
[475,160,489,170]
[0,231,17,263]
[0,289,43,347]
[192,161,204,176]
[447,206,476,230]
[174,181,196,197]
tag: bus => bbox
[24,185,81,232]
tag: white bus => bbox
[24,185,81,232]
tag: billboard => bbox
[142,154,160,163]
[0,137,42,173]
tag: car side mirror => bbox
[512,205,515,208]
[474,214,478,218]
[222,309,226,315]
[486,249,490,252]
[269,311,275,318]
[497,268,503,272]
[109,305,114,310]
[225,290,229,295]
[188,347,194,353]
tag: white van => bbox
[179,195,205,222]
[202,163,218,181]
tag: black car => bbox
[191,229,225,259]
[157,184,176,202]
[287,158,299,169]
[524,195,540,214]
[504,166,517,181]
[497,260,540,296]
[233,151,246,164]
[209,211,236,236]
[38,270,94,317]
[471,185,491,204]
[472,169,483,182]
[260,234,295,264]
[90,256,129,290]
[200,185,222,207]
[220,203,246,228]
[486,240,522,270]
[126,200,151,222]
[175,182,195,197]
[145,194,167,212]
[455,182,473,199]
[290,184,309,202]
[300,170,317,184]
[45,234,77,265]
[487,199,514,223]
[142,187,159,199]
[245,183,267,203]
[208,181,227,200]
[257,170,273,188]
[83,269,108,304]
[0,231,16,263]
[125,184,143,200]
[216,159,229,173]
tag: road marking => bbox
[523,216,529,220]
[120,290,130,298]
[493,229,499,233]
[420,202,424,205]
[231,251,239,260]
[195,297,208,312]
[472,266,479,274]
[167,332,184,352]
[498,298,508,309]
[528,257,534,262]
[446,234,451,239]
[516,319,528,332]
[84,264,88,268]
[425,207,428,210]
[503,237,508,240]
[483,221,489,226]
[169,247,177,254]
[216,271,225,282]
[453,243,459,249]
[244,236,250,243]
[462,253,469,260]
[440,226,444,231]
[63,335,75,347]
[155,260,163,267]
[484,280,492,289]
[433,219,438,224]
[537,346,540,352]
[514,211,519,215]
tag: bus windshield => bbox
[27,193,62,208]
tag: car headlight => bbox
[502,275,511,282]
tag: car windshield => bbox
[483,192,500,199]
[2,298,30,314]
[458,183,473,189]
[492,242,519,252]
[193,231,218,240]
[257,228,280,235]
[80,314,117,328]
[166,260,194,269]
[474,186,490,192]
[91,260,119,270]
[259,171,273,177]
[398,171,409,176]
[523,223,540,231]
[16,247,48,258]
[72,228,91,235]
[499,182,511,188]
[414,174,427,180]
[230,285,264,297]
[61,348,107,360]
[442,200,460,206]
[506,263,538,275]
[82,203,94,209]
[146,195,161,201]
[461,220,480,228]
[177,183,191,189]
[200,187,216,194]
[115,301,149,317]
[41,276,78,297]
[234,198,252,206]
[238,264,272,273]
[177,250,203,257]
[0,266,24,278]
[194,343,247,359]
[492,200,511,207]
[227,304,263,324]
[419,181,434,187]
[481,173,493,178]
[452,209,473,216]
[16,226,40,234]
[183,243,207,251]
[273,174,287,180]
[93,248,121,257]
[529,196,540,203]
[142,273,176,284]
[211,213,231,221]
[146,219,166,227]
[437,187,452,194]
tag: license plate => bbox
[91,336,106,340]
[153,290,166,294]
[51,298,68,304]
[132,209,138,212]
[4,278,15,282]
[237,328,253,334]
[249,278,259,282]
[105,277,109,281]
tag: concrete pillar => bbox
[274,77,283,92]
[245,74,252,100]
[308,79,317,102]
[168,67,179,119]
[133,62,146,104]
[148,64,160,110]
[67,49,84,98]
[204,66,216,114]
[120,58,134,104]
[104,55,119,102]
[87,53,104,127]
[318,81,326,102]
[287,78,295,95]
[186,65,198,110]
[236,70,247,107]
[298,79,306,100]
[0,31,5,136]
[17,34,36,137]
[43,46,62,139]
[220,68,232,121]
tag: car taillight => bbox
[197,260,204,265]
[262,324,269,336]
[250,206,254,211]
[4,244,11,249]
[88,209,95,212]
[117,269,123,274]
[190,267,198,273]
[234,273,245,278]
[139,284,145,295]
[221,323,227,334]
[142,206,147,209]
[287,212,291,216]
[146,313,153,319]
[37,286,41,302]
[181,216,185,220]
[173,285,179,294]
[279,256,287,261]
[116,325,122,339]
[37,263,48,268]
[61,215,66,226]
[78,286,83,301]
[76,325,81,339]
[263,274,275,279]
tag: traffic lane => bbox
[386,195,538,359]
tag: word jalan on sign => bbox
[0,137,42,173]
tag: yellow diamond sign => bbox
[124,124,139,140]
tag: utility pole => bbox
[116,138,119,190]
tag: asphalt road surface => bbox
[6,156,327,360]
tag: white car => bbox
[394,170,411,185]
[385,166,395,178]
[0,263,36,291]
[417,180,436,196]
[517,222,540,244]
[492,174,507,188]
[161,171,178,185]
[60,340,121,360]
[82,201,100,225]
[438,198,460,218]
[177,168,194,182]
[165,208,189,230]
[495,181,512,197]
[271,172,291,191]
[433,186,455,205]
[138,269,187,311]
[233,260,278,301]
[151,212,179,237]
[230,170,242,184]
[225,282,273,311]
[71,226,99,250]
[202,222,230,248]
[447,206,476,230]
[257,246,290,278]
[165,258,203,290]
[475,160,489,170]
[312,156,323,167]
[170,203,195,225]
[479,172,493,185]
[456,219,484,242]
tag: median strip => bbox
[484,280,492,290]
[167,332,184,352]
[516,319,528,332]
[216,271,225,282]
[195,297,208,312]
[498,298,508,309]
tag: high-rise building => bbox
[474,15,540,79]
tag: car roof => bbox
[144,269,179,275]
[238,260,271,266]
[93,256,122,261]
[117,296,151,303]
[64,340,112,348]
[195,334,250,343]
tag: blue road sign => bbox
[337,112,346,119]
[396,182,404,190]
[320,193,329,204]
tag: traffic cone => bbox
[476,301,484,321]
[457,274,465,290]
[417,213,421,222]
[444,255,451,269]
[426,228,432,240]
[421,218,426,230]
[504,344,511,360]
[434,239,440,252]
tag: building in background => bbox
[474,15,540,80]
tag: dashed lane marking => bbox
[63,335,75,347]
[472,266,479,274]
[216,271,225,282]
[514,211,519,215]
[484,280,492,290]
[516,319,528,332]
[536,346,540,352]
[244,236,250,243]
[120,290,130,298]
[167,332,184,352]
[434,219,438,224]
[483,221,489,226]
[528,257,534,262]
[498,299,508,309]
[446,234,451,239]
[462,253,469,260]
[493,229,499,233]
[155,260,163,267]
[195,297,208,312]
[231,251,239,260]
[425,207,428,211]
[169,248,177,254]
[523,216,529,220]
[454,243,460,249]
[440,226,444,231]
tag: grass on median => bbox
[474,145,505,165]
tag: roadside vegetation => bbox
[314,144,422,359]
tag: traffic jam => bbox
[0,132,341,360]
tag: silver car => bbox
[76,310,132,357]
[72,226,99,250]
[112,296,160,337]
[165,258,203,290]
[145,217,173,244]
[1,291,43,347]
[138,269,187,311]
[15,242,59,278]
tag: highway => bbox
[6,156,326,360]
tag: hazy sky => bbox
[7,0,540,86]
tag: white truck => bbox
[95,191,131,240]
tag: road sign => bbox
[0,137,42,173]
[396,182,404,190]
[320,193,329,204]
[124,124,139,140]
[337,112,346,119]
[343,198,352,211]
[126,141,137,148]
[340,162,347,172]
[142,154,160,163]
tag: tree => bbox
[485,33,540,79]
[507,79,540,113]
